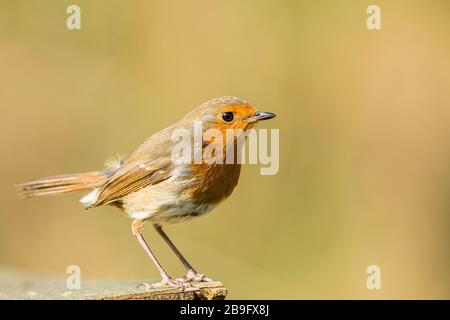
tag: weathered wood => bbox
[98,282,227,300]
[0,267,228,300]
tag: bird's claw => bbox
[176,269,214,283]
[137,278,192,290]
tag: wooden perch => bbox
[0,267,228,300]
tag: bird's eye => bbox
[221,112,234,122]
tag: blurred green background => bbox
[0,0,449,299]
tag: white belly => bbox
[121,176,214,224]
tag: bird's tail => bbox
[15,171,106,198]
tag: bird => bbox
[16,96,276,289]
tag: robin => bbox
[16,96,276,288]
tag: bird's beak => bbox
[249,111,276,122]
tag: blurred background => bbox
[0,0,449,299]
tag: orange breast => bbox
[189,162,241,204]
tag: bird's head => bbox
[182,96,276,133]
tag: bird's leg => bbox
[154,224,214,283]
[132,220,190,289]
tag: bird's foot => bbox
[137,278,192,290]
[176,269,214,283]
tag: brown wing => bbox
[87,124,178,208]
[87,160,173,208]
